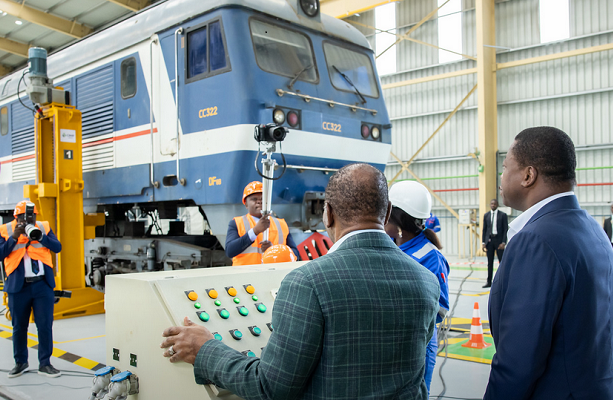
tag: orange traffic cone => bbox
[462,302,492,349]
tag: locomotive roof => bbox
[0,0,371,101]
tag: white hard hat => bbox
[389,181,432,219]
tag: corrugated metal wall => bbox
[353,0,613,255]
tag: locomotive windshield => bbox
[250,19,318,83]
[323,42,379,98]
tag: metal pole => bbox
[260,143,277,242]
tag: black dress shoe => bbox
[8,362,29,378]
[38,364,61,378]
[482,282,492,288]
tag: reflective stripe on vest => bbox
[232,215,289,266]
[0,220,53,276]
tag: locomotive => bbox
[0,0,391,291]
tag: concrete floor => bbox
[0,256,495,400]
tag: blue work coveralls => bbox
[399,232,450,392]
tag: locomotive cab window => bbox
[323,42,379,98]
[186,18,231,83]
[0,106,7,136]
[121,57,137,99]
[250,19,318,84]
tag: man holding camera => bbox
[225,181,299,266]
[0,200,62,378]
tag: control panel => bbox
[105,262,304,399]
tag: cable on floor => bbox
[432,261,476,400]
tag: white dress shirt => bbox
[507,192,575,244]
[247,216,260,242]
[326,229,385,254]
[23,252,45,278]
[491,209,498,235]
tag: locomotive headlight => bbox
[287,111,299,127]
[273,109,285,125]
[361,124,370,139]
[371,126,380,140]
[300,0,320,17]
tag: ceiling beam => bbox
[0,36,29,58]
[0,0,93,39]
[321,0,402,19]
[106,0,150,13]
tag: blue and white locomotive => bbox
[0,0,391,285]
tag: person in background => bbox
[262,244,298,264]
[481,199,508,288]
[425,212,441,233]
[161,163,440,399]
[484,127,613,399]
[385,181,450,394]
[0,201,62,378]
[225,181,299,266]
[604,203,612,246]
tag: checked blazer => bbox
[194,231,440,400]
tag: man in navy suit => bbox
[0,201,62,378]
[481,199,508,288]
[484,127,613,399]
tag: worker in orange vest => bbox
[225,181,300,266]
[0,201,62,379]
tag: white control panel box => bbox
[105,262,304,399]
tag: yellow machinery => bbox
[1,47,105,320]
[23,102,105,319]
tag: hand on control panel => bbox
[161,316,214,365]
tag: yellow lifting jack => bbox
[2,48,105,320]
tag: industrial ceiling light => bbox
[300,0,320,17]
[15,20,23,25]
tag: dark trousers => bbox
[7,279,55,366]
[485,236,504,283]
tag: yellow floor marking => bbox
[444,353,492,365]
[51,348,67,358]
[0,331,12,338]
[74,358,99,370]
[54,334,105,344]
[1,322,102,344]
[26,338,38,347]
[450,318,490,324]
[445,338,466,345]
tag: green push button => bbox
[233,298,240,304]
[251,295,258,301]
[194,302,201,309]
[219,309,230,319]
[257,303,267,313]
[230,330,243,340]
[247,351,256,357]
[239,307,249,316]
[254,327,261,335]
[198,312,210,322]
[214,300,221,306]
[214,333,222,341]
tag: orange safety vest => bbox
[0,220,53,277]
[232,214,289,266]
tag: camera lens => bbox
[271,127,287,141]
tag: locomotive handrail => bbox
[275,88,378,116]
[149,38,159,189]
[174,28,186,186]
[280,165,339,173]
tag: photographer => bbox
[225,181,299,266]
[0,201,62,378]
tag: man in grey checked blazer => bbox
[161,164,441,399]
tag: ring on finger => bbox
[168,345,175,356]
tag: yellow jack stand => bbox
[21,103,105,320]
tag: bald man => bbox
[160,163,440,400]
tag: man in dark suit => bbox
[481,199,508,288]
[0,201,62,378]
[160,164,440,399]
[484,127,613,399]
[604,203,612,246]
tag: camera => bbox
[254,123,288,143]
[21,203,42,241]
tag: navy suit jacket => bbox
[0,229,61,294]
[484,195,613,400]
